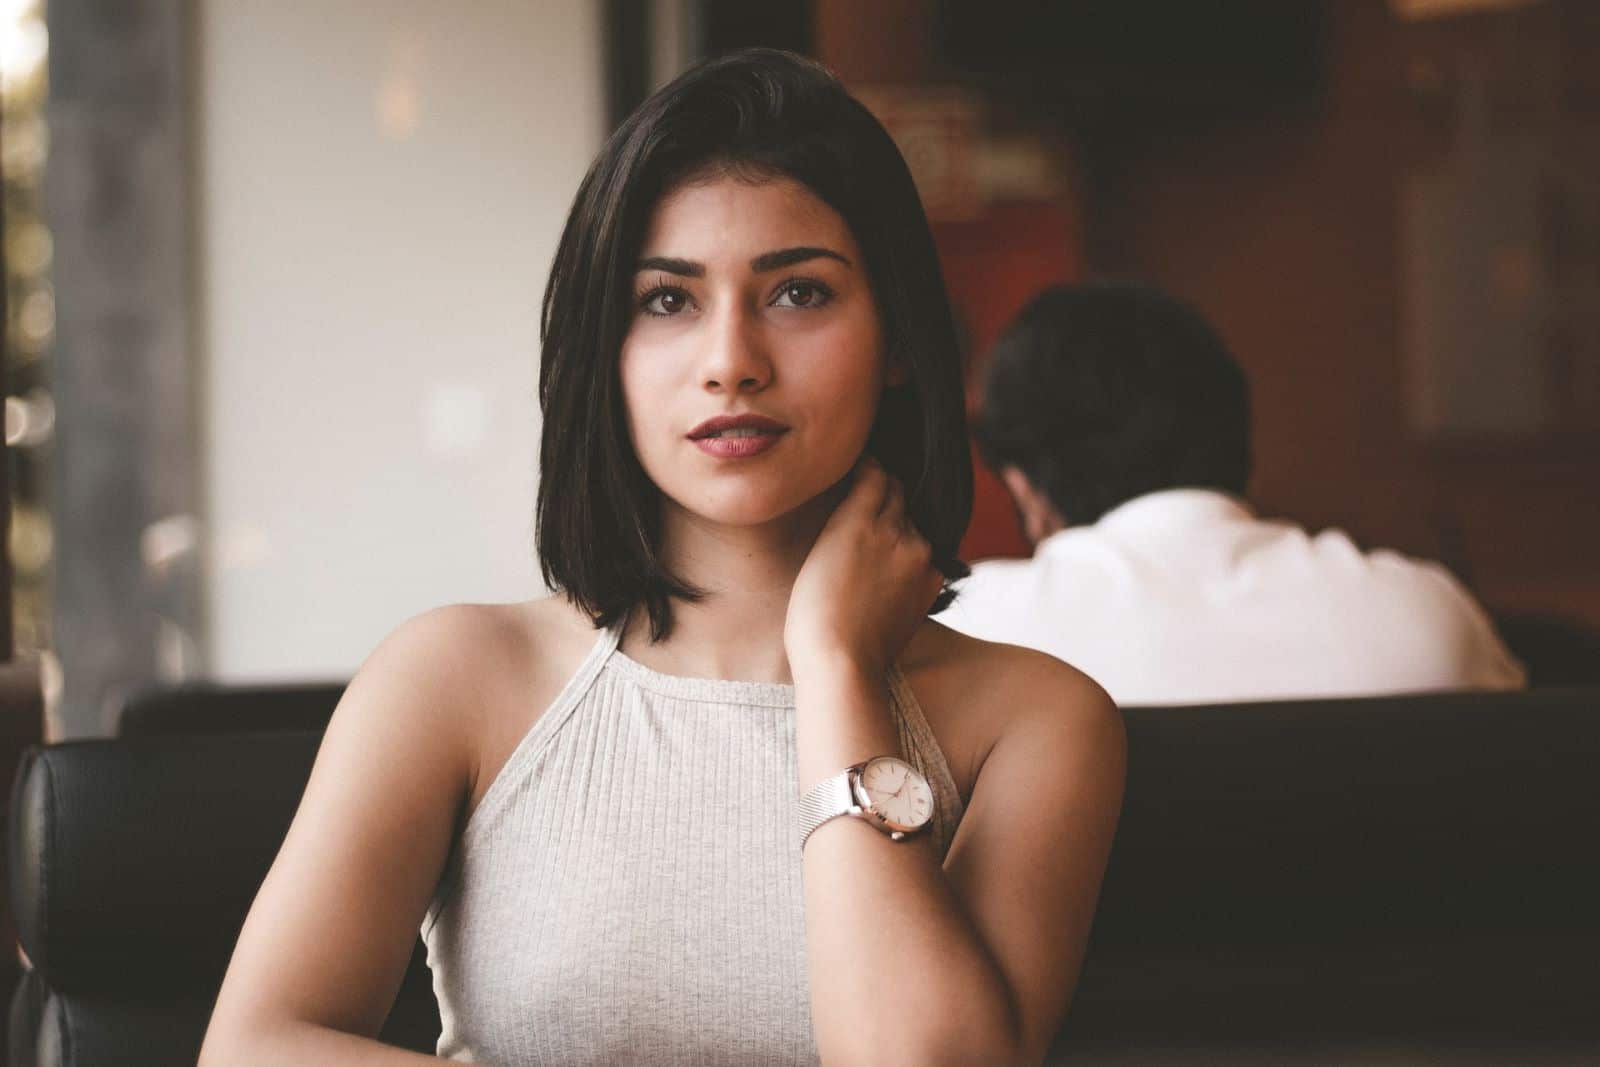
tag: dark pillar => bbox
[47,0,203,735]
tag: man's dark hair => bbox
[536,48,972,640]
[974,282,1252,526]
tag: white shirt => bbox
[941,489,1526,705]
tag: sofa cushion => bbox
[8,732,320,993]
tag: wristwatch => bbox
[798,755,935,849]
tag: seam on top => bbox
[455,624,622,847]
[605,647,797,709]
[423,624,621,937]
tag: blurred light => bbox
[0,3,47,98]
[40,651,63,741]
[18,286,54,345]
[9,504,52,575]
[5,219,52,273]
[1390,0,1542,18]
[4,389,54,447]
[0,114,48,178]
[9,326,46,359]
[0,0,42,25]
[4,0,54,670]
[378,80,419,140]
[976,137,1070,202]
[377,27,424,141]
[141,513,199,577]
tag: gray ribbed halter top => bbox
[421,623,964,1065]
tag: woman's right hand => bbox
[784,458,945,680]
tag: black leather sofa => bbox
[8,687,1600,1065]
[116,681,345,737]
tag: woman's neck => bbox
[618,496,832,685]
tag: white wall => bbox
[198,1,602,680]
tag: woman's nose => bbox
[698,305,772,394]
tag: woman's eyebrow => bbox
[636,255,703,277]
[634,247,852,277]
[751,246,852,272]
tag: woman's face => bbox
[619,173,890,530]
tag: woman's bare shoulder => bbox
[908,619,1110,714]
[202,598,602,1057]
[347,597,603,780]
[364,595,597,695]
[901,620,1119,788]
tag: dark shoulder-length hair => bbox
[536,48,972,640]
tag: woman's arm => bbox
[200,606,496,1065]
[789,464,1126,1066]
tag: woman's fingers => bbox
[850,460,933,575]
[844,458,889,517]
[860,462,924,552]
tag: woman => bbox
[202,49,1123,1066]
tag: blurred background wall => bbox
[197,1,599,682]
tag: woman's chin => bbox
[666,484,836,531]
[685,500,801,528]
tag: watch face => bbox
[856,756,934,833]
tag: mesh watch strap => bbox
[797,768,859,849]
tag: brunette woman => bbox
[202,48,1123,1067]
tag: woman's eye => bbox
[772,281,831,309]
[641,288,691,316]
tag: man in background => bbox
[942,282,1525,705]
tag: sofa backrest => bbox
[116,682,345,736]
[1056,686,1600,1058]
[1107,686,1600,946]
[6,732,439,1065]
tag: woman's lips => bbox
[691,428,786,458]
[687,414,789,459]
